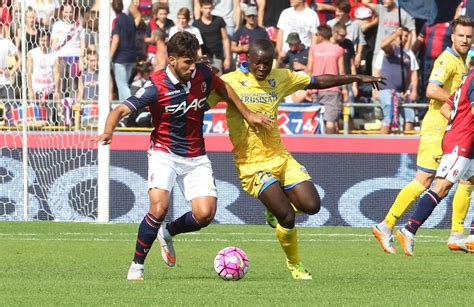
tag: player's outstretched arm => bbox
[217,81,273,132]
[308,74,386,91]
[94,104,132,145]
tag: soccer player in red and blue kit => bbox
[397,70,474,256]
[96,31,272,280]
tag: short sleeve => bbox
[284,69,311,96]
[123,80,159,111]
[429,56,451,87]
[407,50,419,71]
[373,50,384,70]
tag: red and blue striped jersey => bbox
[124,63,225,157]
[419,22,452,62]
[443,71,474,159]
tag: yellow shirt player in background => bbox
[209,38,384,280]
[373,16,473,255]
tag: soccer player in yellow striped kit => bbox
[209,38,384,279]
[373,16,473,254]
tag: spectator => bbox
[331,22,358,99]
[411,21,452,118]
[26,30,59,103]
[364,0,416,73]
[15,7,39,53]
[152,28,167,70]
[308,0,336,25]
[81,8,99,51]
[197,0,241,37]
[327,0,366,68]
[276,0,319,58]
[348,0,377,19]
[193,0,231,75]
[110,0,141,101]
[77,48,99,104]
[231,5,268,65]
[354,5,377,75]
[23,0,59,29]
[51,0,83,99]
[145,2,174,46]
[257,0,290,41]
[168,7,204,55]
[280,32,312,103]
[373,27,419,134]
[279,32,308,72]
[0,20,20,103]
[0,0,12,38]
[144,3,174,63]
[306,24,345,134]
[162,0,199,24]
[126,60,153,127]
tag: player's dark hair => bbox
[400,26,409,33]
[250,38,275,58]
[167,31,200,58]
[452,15,474,32]
[317,24,332,40]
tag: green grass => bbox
[0,222,472,306]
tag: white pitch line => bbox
[0,232,444,239]
[0,237,446,243]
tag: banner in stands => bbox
[204,103,324,135]
[1,135,472,228]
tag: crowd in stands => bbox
[0,0,472,133]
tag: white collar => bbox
[166,65,193,90]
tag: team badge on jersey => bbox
[268,78,276,87]
[201,81,207,93]
[239,79,249,87]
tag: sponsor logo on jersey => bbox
[165,97,207,114]
[201,81,207,93]
[268,78,276,87]
[240,92,278,103]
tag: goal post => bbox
[97,0,111,223]
[0,0,111,223]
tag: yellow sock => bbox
[451,183,473,233]
[275,224,301,265]
[384,180,426,229]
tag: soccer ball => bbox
[214,246,249,280]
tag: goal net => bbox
[0,0,102,221]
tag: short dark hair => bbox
[167,31,200,58]
[250,38,275,58]
[317,24,332,40]
[200,0,214,6]
[336,1,351,14]
[452,15,474,32]
[333,22,347,32]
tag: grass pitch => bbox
[0,222,472,306]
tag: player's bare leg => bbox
[259,182,314,280]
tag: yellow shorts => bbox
[416,134,443,173]
[236,152,311,198]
